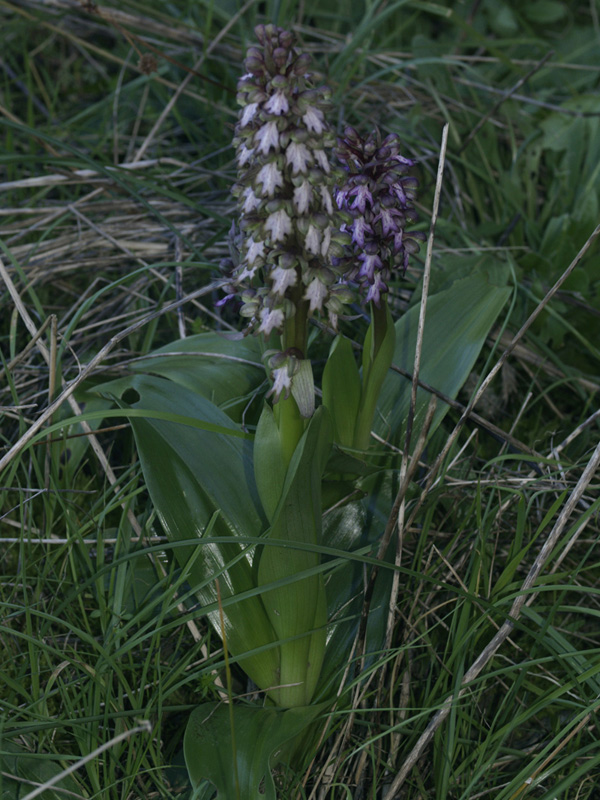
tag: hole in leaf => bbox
[121,388,140,405]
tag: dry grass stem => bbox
[388,434,600,793]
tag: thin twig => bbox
[380,122,448,666]
[506,698,600,799]
[350,122,448,730]
[0,159,189,191]
[404,122,449,456]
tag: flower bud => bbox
[293,53,312,75]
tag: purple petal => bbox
[358,252,382,282]
[366,272,387,305]
[351,217,373,247]
[348,184,373,213]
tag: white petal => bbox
[313,149,330,173]
[320,226,331,257]
[255,121,280,155]
[264,209,292,242]
[256,162,284,197]
[303,106,325,133]
[245,236,266,266]
[270,365,292,400]
[286,142,312,175]
[320,186,333,215]
[242,187,261,213]
[241,102,259,127]
[259,307,285,335]
[264,90,290,115]
[238,264,258,281]
[305,224,321,255]
[293,181,312,214]
[271,266,297,295]
[304,278,328,313]
[237,144,255,167]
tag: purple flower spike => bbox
[334,127,423,305]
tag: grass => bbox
[1,0,600,797]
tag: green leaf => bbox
[96,373,280,692]
[254,403,286,523]
[376,272,511,445]
[129,331,265,421]
[314,272,511,690]
[52,389,114,485]
[318,470,401,695]
[523,1,566,23]
[184,702,325,800]
[325,445,378,479]
[322,335,361,448]
[483,0,518,36]
[0,742,81,800]
[258,407,333,706]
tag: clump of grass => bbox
[1,1,600,798]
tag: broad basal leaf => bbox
[97,373,280,691]
[0,742,82,800]
[318,271,510,694]
[322,335,361,448]
[129,331,265,421]
[184,702,325,800]
[257,407,332,706]
[378,271,511,445]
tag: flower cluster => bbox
[225,24,353,337]
[334,127,425,305]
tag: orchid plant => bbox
[96,24,510,800]
[212,24,426,714]
[216,23,423,708]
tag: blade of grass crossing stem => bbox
[216,578,241,800]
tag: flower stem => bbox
[282,288,309,355]
[354,299,396,450]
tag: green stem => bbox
[369,300,389,362]
[354,299,395,451]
